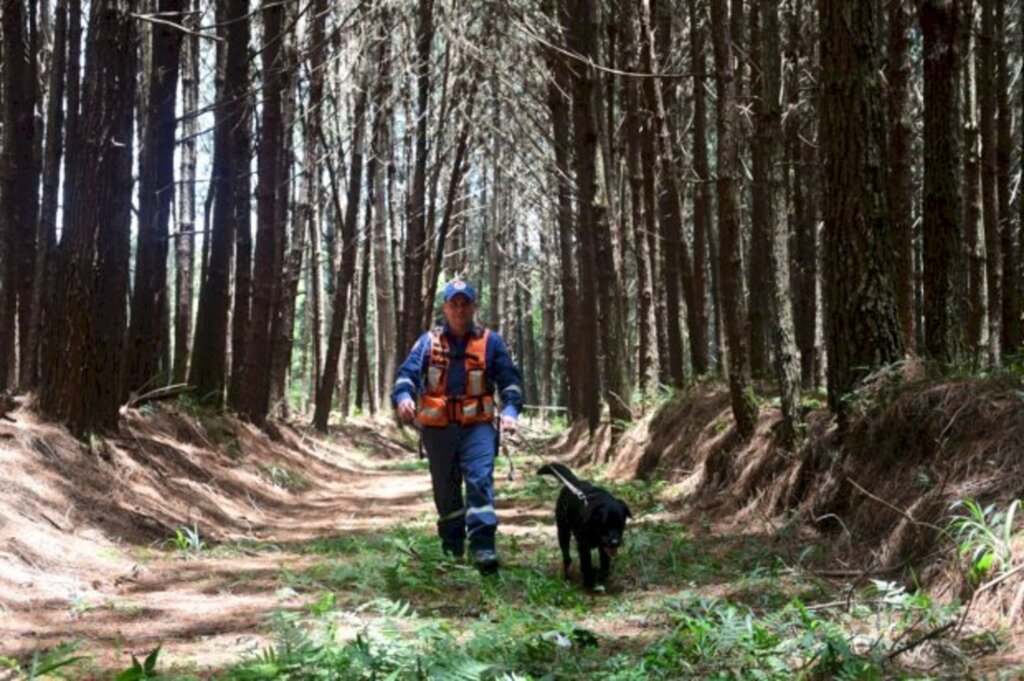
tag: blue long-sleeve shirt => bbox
[392,324,524,419]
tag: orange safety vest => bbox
[418,327,496,427]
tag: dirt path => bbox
[0,400,571,678]
[3,466,441,670]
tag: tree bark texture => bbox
[760,0,801,447]
[820,0,904,414]
[174,0,199,383]
[2,0,40,390]
[711,0,759,438]
[39,0,135,434]
[125,0,183,396]
[979,0,1002,363]
[888,0,916,354]
[921,0,966,363]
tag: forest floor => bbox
[2,387,1024,678]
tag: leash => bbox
[543,464,590,505]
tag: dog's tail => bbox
[537,462,582,489]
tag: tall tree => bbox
[225,0,254,410]
[690,0,712,378]
[291,0,328,409]
[748,0,771,377]
[190,0,247,404]
[267,1,309,416]
[399,0,435,354]
[567,0,631,428]
[888,0,915,353]
[921,0,966,363]
[544,0,584,422]
[820,0,904,414]
[962,0,986,361]
[370,5,396,411]
[787,0,819,388]
[174,0,199,383]
[313,35,372,432]
[239,0,289,423]
[2,0,40,390]
[125,0,184,396]
[979,0,1002,363]
[994,0,1018,353]
[39,0,135,434]
[711,0,759,437]
[28,0,69,390]
[621,0,657,395]
[642,0,692,387]
[760,0,801,446]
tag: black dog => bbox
[538,462,632,591]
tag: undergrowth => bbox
[14,461,1024,679]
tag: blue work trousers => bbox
[422,422,498,555]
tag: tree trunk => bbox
[2,0,40,390]
[224,0,253,410]
[313,50,371,431]
[748,0,771,377]
[39,0,135,435]
[820,0,904,415]
[239,0,289,424]
[690,0,712,378]
[173,0,199,384]
[125,0,183,396]
[399,0,435,354]
[355,204,374,412]
[268,1,320,417]
[370,6,395,411]
[189,0,244,404]
[760,0,801,447]
[979,0,1002,363]
[888,0,915,354]
[567,0,629,429]
[921,0,966,363]
[28,0,68,390]
[644,0,693,387]
[711,0,759,438]
[995,0,1018,353]
[622,0,657,396]
[962,0,987,362]
[544,0,583,421]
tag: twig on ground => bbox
[846,477,944,533]
[887,620,956,660]
[125,383,189,409]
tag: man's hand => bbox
[397,398,417,423]
[500,415,518,436]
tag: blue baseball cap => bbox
[443,279,477,303]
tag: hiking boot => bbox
[473,549,500,575]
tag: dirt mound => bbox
[0,397,379,658]
[602,371,1024,622]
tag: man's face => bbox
[443,294,476,328]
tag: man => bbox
[392,278,523,574]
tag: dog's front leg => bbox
[578,542,596,589]
[597,549,611,586]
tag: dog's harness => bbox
[546,465,591,505]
